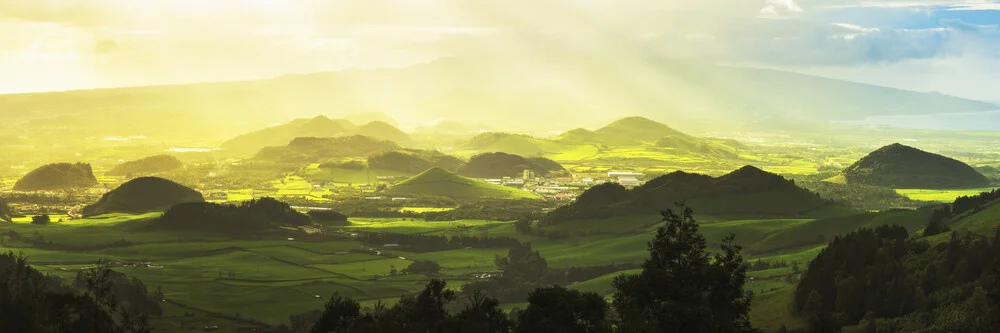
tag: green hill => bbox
[82,177,205,217]
[458,152,563,178]
[350,121,410,144]
[595,116,691,143]
[554,128,638,146]
[221,116,355,155]
[254,135,401,163]
[106,155,183,177]
[367,150,464,174]
[542,165,831,224]
[386,168,541,201]
[14,162,98,191]
[842,143,990,189]
[344,112,399,127]
[464,132,551,157]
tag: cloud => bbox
[761,0,804,16]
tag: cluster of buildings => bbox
[479,170,649,201]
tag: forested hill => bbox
[842,143,990,189]
[542,165,830,224]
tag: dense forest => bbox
[150,197,310,232]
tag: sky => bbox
[0,0,998,101]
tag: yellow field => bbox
[896,188,997,202]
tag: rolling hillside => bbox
[542,165,832,224]
[14,163,99,191]
[254,136,401,163]
[82,177,205,217]
[349,121,411,144]
[385,168,541,200]
[221,116,355,155]
[106,155,183,177]
[841,143,990,189]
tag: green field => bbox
[896,187,997,202]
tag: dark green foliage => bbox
[311,294,362,333]
[798,180,925,211]
[106,155,183,177]
[923,207,951,237]
[795,225,1000,332]
[14,162,98,191]
[404,260,442,275]
[951,188,1000,217]
[73,267,163,318]
[515,286,611,333]
[0,252,153,333]
[31,214,50,225]
[544,166,828,224]
[458,152,554,178]
[82,177,205,217]
[0,198,11,221]
[423,199,550,222]
[612,203,758,333]
[525,157,565,174]
[254,136,401,163]
[152,197,311,232]
[842,143,990,189]
[367,150,464,173]
[308,210,350,225]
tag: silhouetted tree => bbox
[311,294,362,333]
[31,214,50,225]
[612,203,758,333]
[923,207,951,237]
[515,286,610,333]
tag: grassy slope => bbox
[386,168,540,200]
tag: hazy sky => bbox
[1,0,998,101]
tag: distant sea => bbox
[836,110,1000,131]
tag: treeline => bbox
[270,204,758,333]
[922,188,1000,237]
[0,253,157,333]
[424,199,550,222]
[797,181,925,211]
[152,197,310,233]
[952,188,1000,216]
[352,231,522,253]
[795,225,1000,332]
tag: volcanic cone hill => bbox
[82,177,205,216]
[221,116,355,154]
[457,152,563,178]
[542,165,829,223]
[14,162,98,191]
[386,167,540,201]
[841,143,990,189]
[107,155,183,176]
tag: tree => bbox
[311,294,362,333]
[923,207,951,237]
[0,198,11,221]
[31,214,50,225]
[447,290,512,333]
[403,260,442,275]
[611,203,758,333]
[515,286,610,333]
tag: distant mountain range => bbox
[222,116,408,155]
[1,56,994,141]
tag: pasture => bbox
[895,187,997,202]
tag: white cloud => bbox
[761,0,804,16]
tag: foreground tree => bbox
[515,286,610,333]
[612,203,758,333]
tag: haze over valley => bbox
[2,1,1000,333]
